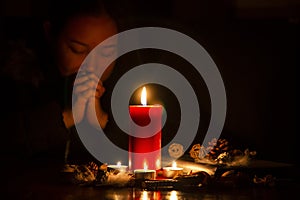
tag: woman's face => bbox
[53,14,118,80]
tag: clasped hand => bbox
[63,71,108,129]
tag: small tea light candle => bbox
[134,163,156,180]
[163,161,183,178]
[107,161,128,172]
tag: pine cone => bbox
[205,138,231,160]
[87,161,100,177]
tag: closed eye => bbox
[68,40,89,55]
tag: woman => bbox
[46,0,117,130]
[0,0,119,165]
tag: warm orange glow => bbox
[141,86,147,106]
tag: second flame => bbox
[144,162,148,170]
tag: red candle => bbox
[129,87,162,171]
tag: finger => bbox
[74,74,102,87]
[77,86,105,99]
[74,79,99,93]
[73,84,91,94]
[74,75,90,85]
[87,73,100,83]
[77,70,86,76]
[74,81,98,93]
[77,72,99,82]
[74,75,98,85]
[95,87,105,98]
[78,89,96,100]
[96,81,104,90]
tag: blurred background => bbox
[1,0,299,164]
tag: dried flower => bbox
[169,143,184,158]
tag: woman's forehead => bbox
[63,15,117,48]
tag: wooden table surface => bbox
[2,159,299,200]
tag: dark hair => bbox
[47,0,118,36]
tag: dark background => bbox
[1,0,299,165]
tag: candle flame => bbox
[141,86,147,106]
[142,191,148,200]
[170,191,178,200]
[172,161,177,168]
[144,162,148,170]
[117,161,121,167]
[156,159,161,169]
